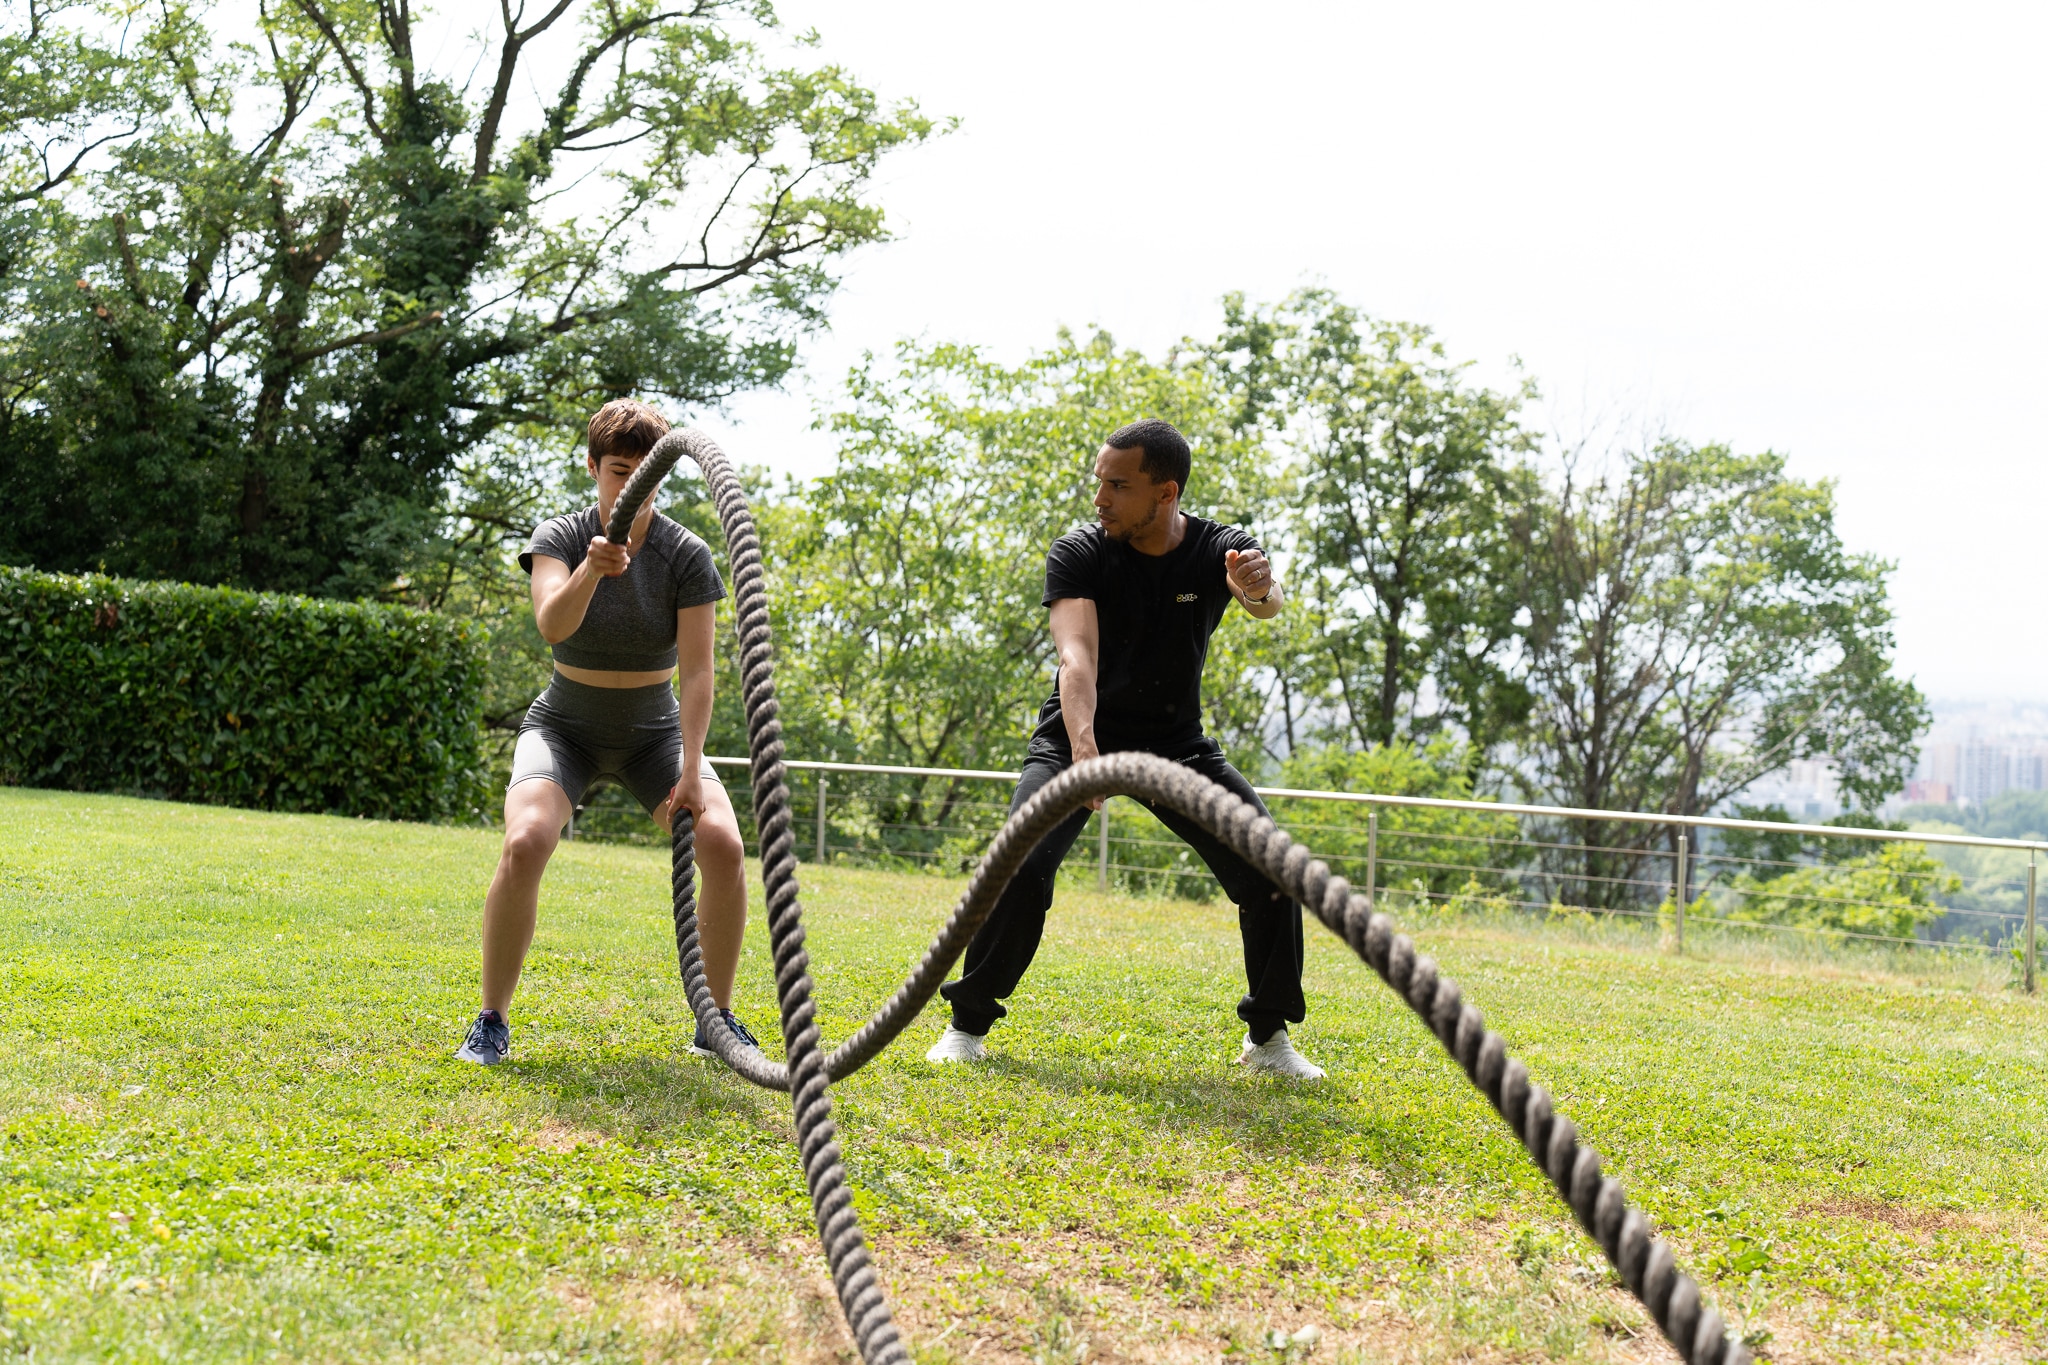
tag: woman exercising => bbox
[456,399,758,1065]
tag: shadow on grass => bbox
[509,1049,789,1140]
[925,1050,1477,1186]
[503,1013,1513,1204]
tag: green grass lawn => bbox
[1,787,2043,1364]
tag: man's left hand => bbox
[1225,547,1276,601]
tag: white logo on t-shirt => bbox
[1176,592,1198,602]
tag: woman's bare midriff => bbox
[553,662,677,689]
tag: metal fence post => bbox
[2027,852,2038,995]
[1673,830,1688,955]
[1098,800,1110,892]
[815,775,828,864]
[1365,807,1378,911]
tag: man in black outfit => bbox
[926,419,1324,1079]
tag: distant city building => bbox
[1892,712,2048,806]
[1753,700,2048,818]
[1923,742,1961,794]
[1960,739,2010,805]
[1742,756,1843,818]
[1903,704,2048,808]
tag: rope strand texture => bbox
[615,428,1751,1365]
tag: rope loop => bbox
[617,427,1750,1365]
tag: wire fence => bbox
[556,755,2042,986]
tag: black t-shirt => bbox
[1038,515,1260,749]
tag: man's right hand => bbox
[1049,596,1105,811]
[1072,735,1105,810]
[587,536,630,578]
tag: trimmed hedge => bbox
[0,567,486,820]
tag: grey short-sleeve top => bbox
[519,507,725,671]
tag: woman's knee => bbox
[692,810,746,875]
[501,815,561,868]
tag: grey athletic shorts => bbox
[510,674,719,813]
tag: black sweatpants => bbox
[938,732,1306,1042]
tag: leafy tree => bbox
[781,330,1267,778]
[1901,790,2048,844]
[1890,798,2043,947]
[1211,288,1535,762]
[1510,440,1928,905]
[1195,583,1324,776]
[1,1,169,206]
[0,0,936,595]
[1915,846,2032,948]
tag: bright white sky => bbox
[710,0,2047,701]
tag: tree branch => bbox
[292,309,443,363]
[290,0,387,142]
[251,3,322,168]
[111,213,146,303]
[469,0,577,183]
[379,0,417,108]
[528,5,705,173]
[8,126,139,204]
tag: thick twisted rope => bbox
[613,428,1752,1365]
[614,432,905,1362]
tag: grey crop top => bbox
[520,506,725,671]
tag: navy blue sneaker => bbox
[690,1008,762,1060]
[455,1009,510,1065]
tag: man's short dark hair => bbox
[1106,418,1191,497]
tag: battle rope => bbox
[611,429,1753,1365]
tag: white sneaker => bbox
[1238,1029,1325,1081]
[925,1026,988,1064]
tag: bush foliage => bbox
[1724,841,1960,941]
[1266,742,1519,909]
[0,568,484,819]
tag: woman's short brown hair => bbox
[587,399,670,461]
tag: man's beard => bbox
[1102,501,1157,544]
